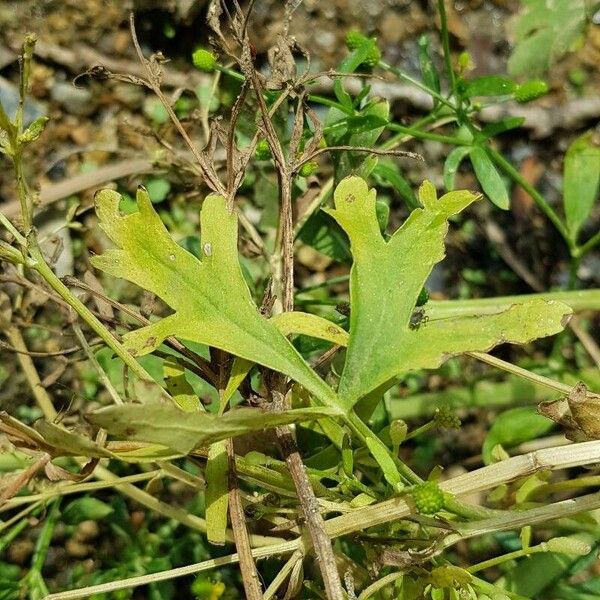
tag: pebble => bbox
[50,81,98,117]
[112,83,145,109]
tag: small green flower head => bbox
[345,30,368,50]
[362,45,382,68]
[344,30,381,68]
[411,481,445,514]
[255,140,272,160]
[514,80,549,103]
[192,48,217,72]
[299,161,319,177]
[434,406,461,429]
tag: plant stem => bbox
[380,61,454,110]
[387,122,463,145]
[575,228,600,257]
[46,441,600,600]
[29,245,166,395]
[4,325,57,420]
[468,351,573,395]
[436,0,457,96]
[485,145,572,248]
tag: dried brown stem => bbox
[129,14,225,196]
[226,439,262,599]
[295,145,423,172]
[231,13,345,597]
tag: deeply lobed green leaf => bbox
[326,177,571,409]
[91,187,342,412]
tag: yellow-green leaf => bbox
[326,177,570,410]
[206,440,229,545]
[91,187,342,414]
[88,403,339,454]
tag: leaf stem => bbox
[436,0,458,97]
[575,228,600,257]
[485,145,572,248]
[29,245,167,394]
[468,351,573,395]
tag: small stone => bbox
[51,81,98,116]
[69,124,92,145]
[74,520,100,542]
[8,539,34,565]
[66,537,91,558]
[380,11,405,44]
[112,83,145,109]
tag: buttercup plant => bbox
[1,2,600,600]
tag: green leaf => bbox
[563,131,600,242]
[34,421,114,458]
[508,0,597,77]
[469,146,510,209]
[271,311,349,346]
[62,497,113,524]
[443,146,471,190]
[373,160,419,210]
[325,178,570,409]
[91,187,342,412]
[297,209,351,262]
[205,440,229,545]
[326,99,389,181]
[88,403,340,454]
[482,406,555,464]
[464,75,516,97]
[334,39,378,108]
[221,357,253,411]
[164,357,202,412]
[478,117,526,140]
[365,436,403,490]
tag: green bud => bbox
[18,116,49,144]
[389,420,408,447]
[411,480,445,514]
[546,536,591,556]
[192,48,217,72]
[458,51,473,72]
[434,406,461,429]
[255,139,272,160]
[514,80,549,103]
[362,45,382,68]
[345,31,381,68]
[299,160,319,177]
[345,30,368,50]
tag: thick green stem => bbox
[387,122,463,145]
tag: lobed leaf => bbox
[91,187,342,413]
[508,0,596,77]
[326,177,571,409]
